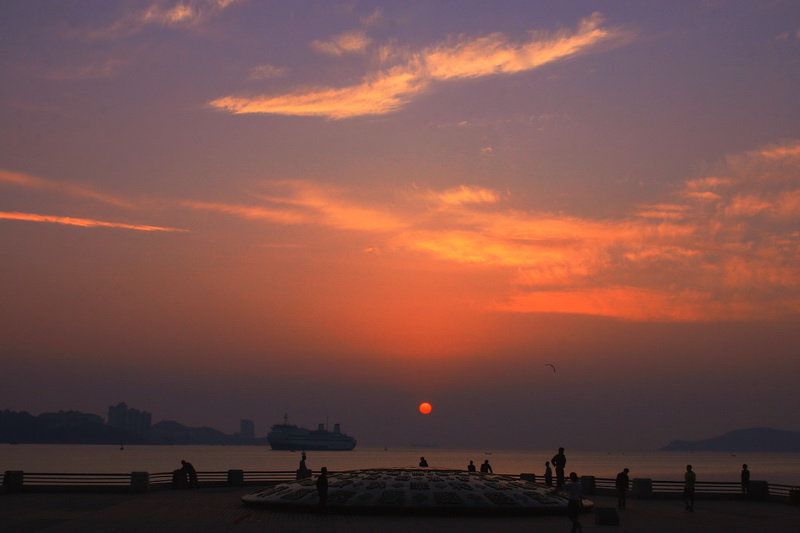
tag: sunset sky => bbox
[2,1,799,451]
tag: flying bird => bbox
[545,364,556,373]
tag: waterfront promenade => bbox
[1,488,799,533]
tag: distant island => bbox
[660,427,800,453]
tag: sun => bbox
[419,402,432,414]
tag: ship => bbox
[267,414,357,451]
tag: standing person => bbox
[563,472,583,533]
[683,464,696,512]
[551,447,567,487]
[615,468,630,509]
[316,467,329,510]
[544,461,553,487]
[180,460,198,489]
[741,464,750,495]
[480,459,493,473]
[419,456,429,467]
[467,460,476,472]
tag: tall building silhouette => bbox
[240,419,255,440]
[107,402,151,440]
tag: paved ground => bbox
[1,488,798,532]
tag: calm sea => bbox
[2,445,799,486]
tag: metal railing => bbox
[2,469,306,493]
[20,472,132,487]
[3,469,798,504]
[576,475,797,503]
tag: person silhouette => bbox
[741,464,750,495]
[480,459,493,473]
[683,464,696,511]
[316,467,329,510]
[616,468,630,509]
[563,472,583,533]
[467,460,476,472]
[419,456,428,467]
[297,452,311,479]
[180,460,198,489]
[544,460,553,487]
[552,447,567,487]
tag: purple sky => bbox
[1,1,799,450]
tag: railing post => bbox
[749,480,769,500]
[131,471,149,493]
[580,475,596,495]
[631,478,652,499]
[227,470,244,487]
[3,471,24,493]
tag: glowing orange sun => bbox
[419,402,432,414]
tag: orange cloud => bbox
[424,13,618,80]
[776,189,800,217]
[179,142,800,323]
[422,185,501,206]
[210,65,426,119]
[726,194,774,217]
[757,144,800,159]
[0,211,186,232]
[209,13,628,119]
[634,204,690,220]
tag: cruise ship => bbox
[267,414,357,451]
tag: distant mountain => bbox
[150,420,234,445]
[660,427,800,452]
[147,421,269,445]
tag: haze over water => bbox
[1,2,799,451]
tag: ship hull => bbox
[268,440,356,451]
[267,419,357,451]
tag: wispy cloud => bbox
[0,211,186,232]
[495,287,748,322]
[360,7,383,27]
[0,169,189,233]
[181,200,309,225]
[0,169,135,208]
[311,31,372,56]
[185,181,408,232]
[80,0,244,40]
[248,64,287,80]
[46,59,125,81]
[209,13,628,119]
